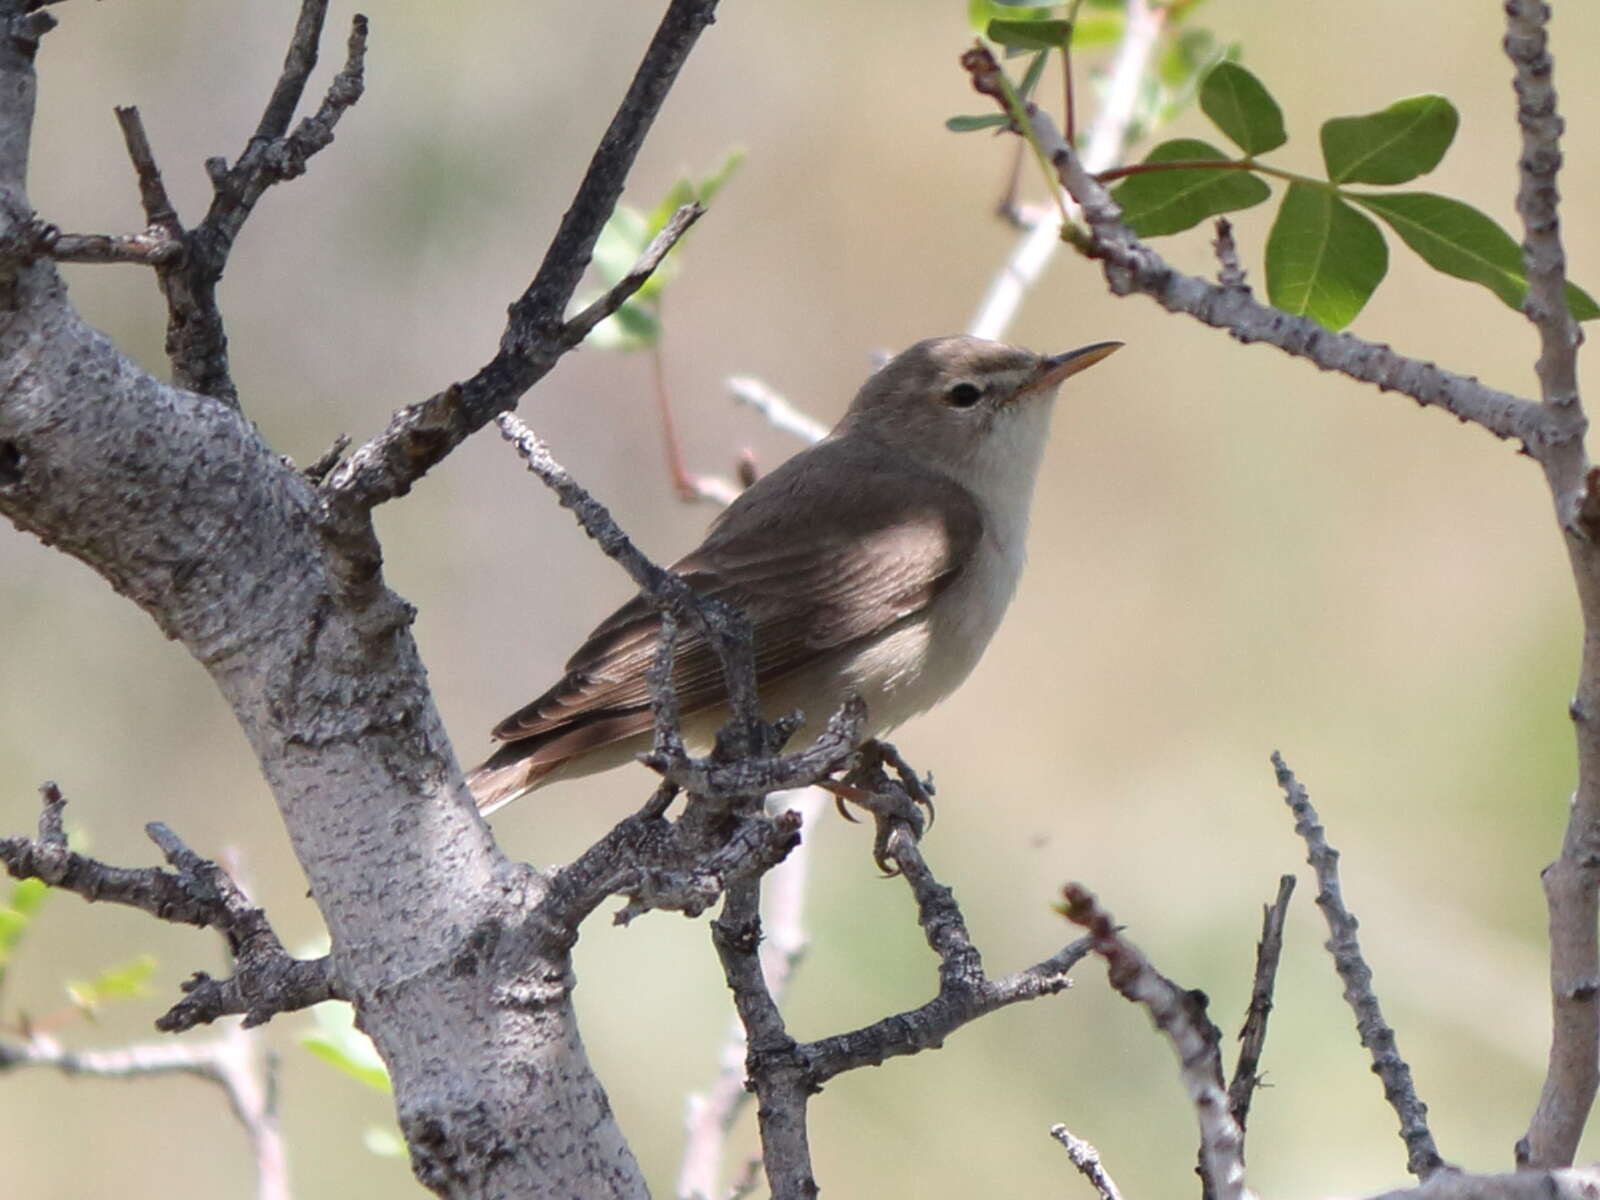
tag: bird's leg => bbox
[822,740,936,873]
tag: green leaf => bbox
[1072,15,1124,47]
[1199,61,1286,155]
[591,205,650,288]
[968,0,1061,34]
[1321,95,1458,185]
[1018,49,1049,99]
[986,17,1072,50]
[0,878,48,958]
[945,113,1012,133]
[586,299,661,352]
[65,954,157,1014]
[302,1001,392,1094]
[363,1127,407,1159]
[1351,191,1600,320]
[1110,138,1270,236]
[1266,182,1388,330]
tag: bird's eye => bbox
[944,382,982,408]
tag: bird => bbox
[467,334,1121,813]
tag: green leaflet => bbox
[1352,191,1600,320]
[1199,62,1286,156]
[1266,183,1388,330]
[1110,138,1270,236]
[1321,95,1458,185]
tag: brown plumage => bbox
[467,334,1121,812]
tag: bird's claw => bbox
[824,740,936,873]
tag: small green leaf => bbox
[1018,49,1049,99]
[1071,15,1124,48]
[587,299,661,352]
[986,17,1072,50]
[1199,61,1286,155]
[302,1001,392,1094]
[591,205,650,288]
[1110,138,1270,236]
[363,1127,407,1158]
[1266,182,1388,330]
[968,0,1062,34]
[0,878,49,960]
[65,954,157,1014]
[1321,95,1458,185]
[945,113,1012,133]
[1351,191,1600,320]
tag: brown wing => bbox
[484,435,984,775]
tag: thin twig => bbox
[1059,883,1252,1200]
[1228,874,1294,1137]
[959,45,1573,451]
[0,1023,289,1200]
[1504,0,1600,1174]
[1272,753,1444,1179]
[678,788,825,1200]
[45,230,184,266]
[724,376,829,446]
[561,203,704,346]
[113,106,180,234]
[1049,1124,1124,1200]
[327,0,721,513]
[966,0,1164,340]
[1212,217,1248,292]
[0,785,343,1030]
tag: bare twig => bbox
[703,759,1087,1197]
[122,6,368,404]
[561,203,704,346]
[1368,1166,1600,1200]
[798,831,1088,1084]
[1503,1,1600,1174]
[677,790,825,1200]
[1505,0,1580,412]
[725,376,829,446]
[0,1020,288,1200]
[0,785,343,1031]
[327,0,721,512]
[1049,1124,1124,1200]
[1228,874,1294,1137]
[1273,753,1444,1180]
[44,229,184,266]
[966,0,1165,340]
[493,412,765,743]
[1212,217,1248,293]
[113,105,180,235]
[1059,883,1252,1200]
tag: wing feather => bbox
[487,435,984,767]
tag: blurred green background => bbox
[3,1,1597,1196]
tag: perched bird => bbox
[467,334,1121,813]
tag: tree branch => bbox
[149,5,368,403]
[966,0,1165,341]
[563,201,704,346]
[0,1020,288,1200]
[958,45,1575,452]
[1049,1124,1125,1200]
[1227,873,1295,1137]
[1059,883,1251,1200]
[326,0,721,512]
[1273,753,1445,1179]
[0,784,344,1030]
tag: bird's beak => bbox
[1029,340,1124,392]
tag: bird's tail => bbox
[464,749,558,815]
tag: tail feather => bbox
[465,750,558,815]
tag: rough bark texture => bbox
[0,4,648,1195]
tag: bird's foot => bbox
[823,740,936,874]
